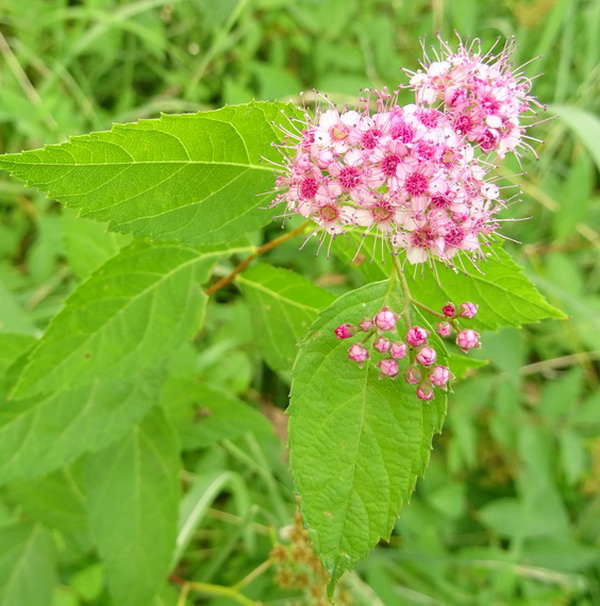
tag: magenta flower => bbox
[416,346,437,367]
[403,366,422,385]
[459,302,478,319]
[378,358,399,379]
[373,307,398,332]
[456,329,481,352]
[335,323,356,339]
[390,341,408,359]
[271,37,539,267]
[373,337,391,354]
[442,302,456,318]
[406,326,429,347]
[437,321,453,337]
[359,318,374,331]
[348,343,369,366]
[416,383,435,401]
[430,365,451,388]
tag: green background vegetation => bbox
[1,0,599,604]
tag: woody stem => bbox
[205,221,311,295]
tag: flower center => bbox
[319,205,338,222]
[381,154,400,176]
[338,166,360,189]
[372,203,394,222]
[405,172,428,196]
[300,177,318,199]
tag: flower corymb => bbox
[271,37,540,267]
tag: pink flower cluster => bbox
[336,301,481,400]
[407,38,539,158]
[272,38,539,265]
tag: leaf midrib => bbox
[0,159,275,172]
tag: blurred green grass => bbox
[1,0,600,604]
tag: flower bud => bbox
[406,326,429,347]
[430,365,451,388]
[359,318,374,331]
[437,321,453,337]
[459,302,478,319]
[390,341,407,359]
[373,307,398,332]
[348,343,369,366]
[373,337,391,354]
[403,366,422,385]
[417,382,434,401]
[416,346,437,367]
[335,323,356,339]
[442,302,456,318]
[456,329,481,352]
[378,358,399,379]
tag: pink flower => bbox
[378,358,399,379]
[416,346,437,367]
[456,329,481,352]
[271,39,539,265]
[373,337,391,353]
[373,307,398,332]
[390,341,408,359]
[359,318,374,331]
[459,302,478,319]
[417,383,434,401]
[348,343,369,366]
[335,324,356,339]
[406,326,429,347]
[403,366,422,385]
[437,321,453,337]
[430,365,451,388]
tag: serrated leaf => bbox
[161,379,273,450]
[0,522,56,606]
[289,280,446,593]
[410,247,567,330]
[0,102,299,245]
[333,234,564,329]
[86,407,180,606]
[0,363,165,484]
[237,263,336,372]
[12,241,212,399]
[0,333,36,375]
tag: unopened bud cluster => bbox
[336,301,481,400]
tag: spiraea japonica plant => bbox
[0,36,565,603]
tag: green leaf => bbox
[549,104,600,172]
[446,352,488,380]
[0,333,36,375]
[334,235,565,329]
[0,279,37,335]
[61,209,131,279]
[12,241,211,399]
[410,247,567,330]
[162,379,273,450]
[237,263,336,372]
[0,522,56,606]
[86,407,180,606]
[289,280,447,593]
[9,462,87,532]
[0,102,299,245]
[0,363,165,484]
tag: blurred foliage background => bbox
[1,0,599,604]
